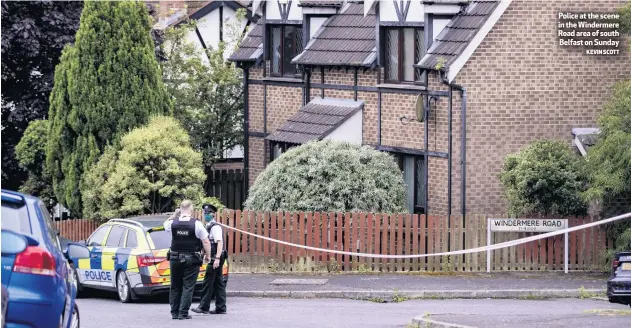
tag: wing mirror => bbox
[63,243,90,260]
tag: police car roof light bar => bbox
[109,219,145,228]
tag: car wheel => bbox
[70,303,80,328]
[116,271,133,303]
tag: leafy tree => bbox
[245,140,407,213]
[15,120,55,210]
[82,116,205,221]
[46,1,172,217]
[620,0,631,50]
[583,80,631,203]
[160,15,244,174]
[1,0,83,190]
[499,140,588,217]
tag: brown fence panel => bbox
[53,212,614,273]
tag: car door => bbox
[101,225,126,289]
[80,226,110,288]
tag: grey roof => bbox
[229,21,263,62]
[298,0,344,8]
[298,0,343,7]
[292,3,377,67]
[423,0,470,4]
[266,97,364,144]
[416,1,499,70]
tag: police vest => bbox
[171,217,199,253]
[207,222,226,259]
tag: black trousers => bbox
[198,259,227,312]
[169,257,201,317]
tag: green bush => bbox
[15,120,55,210]
[499,139,588,217]
[244,140,407,213]
[82,116,205,220]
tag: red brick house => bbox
[229,0,630,216]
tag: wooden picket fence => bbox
[56,219,100,242]
[54,211,615,273]
[215,211,614,273]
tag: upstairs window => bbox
[384,27,425,83]
[269,25,303,77]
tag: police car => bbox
[67,214,229,303]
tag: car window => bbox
[38,203,60,250]
[87,226,109,246]
[1,200,31,234]
[149,230,171,249]
[106,226,125,247]
[126,229,138,248]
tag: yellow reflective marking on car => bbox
[78,258,91,269]
[100,247,117,270]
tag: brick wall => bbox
[454,0,631,215]
[248,137,265,187]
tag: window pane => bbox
[403,28,416,81]
[39,203,59,250]
[149,230,172,250]
[271,26,282,75]
[295,27,304,75]
[88,226,109,246]
[402,156,415,214]
[415,29,426,81]
[105,226,125,246]
[415,157,425,208]
[1,200,31,234]
[283,26,297,76]
[126,230,138,248]
[385,29,399,81]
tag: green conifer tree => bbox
[46,1,172,218]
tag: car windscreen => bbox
[149,230,172,249]
[1,200,31,234]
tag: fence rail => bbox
[54,211,615,273]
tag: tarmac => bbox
[224,271,609,301]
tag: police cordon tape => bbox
[214,211,631,259]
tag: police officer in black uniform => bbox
[192,204,227,314]
[164,200,211,320]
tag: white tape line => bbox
[217,212,631,259]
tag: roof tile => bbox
[292,2,377,67]
[229,21,263,62]
[266,97,364,144]
[416,0,500,70]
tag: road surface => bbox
[77,293,631,328]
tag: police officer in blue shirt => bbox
[164,200,211,320]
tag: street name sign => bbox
[487,218,570,273]
[489,218,568,232]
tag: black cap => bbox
[202,204,217,213]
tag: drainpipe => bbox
[447,86,452,222]
[305,68,311,105]
[243,67,250,202]
[442,74,467,225]
[353,68,358,101]
[377,69,382,146]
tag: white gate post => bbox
[487,219,491,273]
[564,230,569,274]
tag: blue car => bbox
[1,189,89,328]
